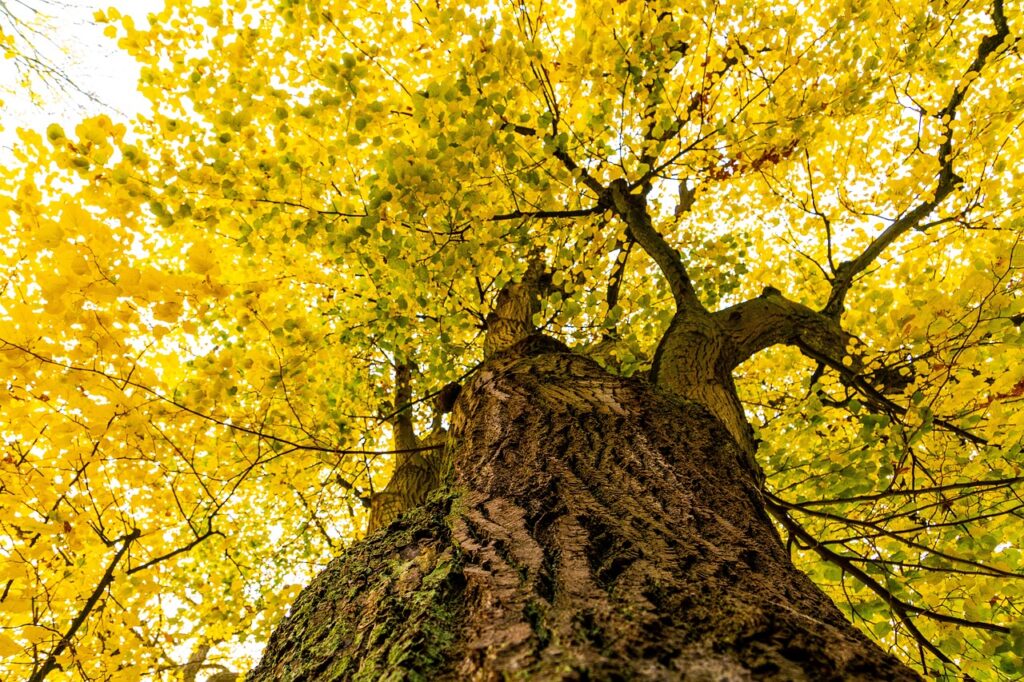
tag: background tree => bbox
[0,0,1022,679]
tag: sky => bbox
[0,0,163,151]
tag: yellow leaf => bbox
[0,597,31,614]
[0,634,22,657]
[35,220,64,246]
[20,625,54,645]
[153,300,183,321]
[187,241,217,274]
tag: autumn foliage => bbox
[1,0,1023,679]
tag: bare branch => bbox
[490,206,600,222]
[787,476,1024,508]
[247,197,365,217]
[126,528,224,575]
[552,148,606,197]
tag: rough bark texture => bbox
[651,292,851,485]
[250,338,918,681]
[651,310,758,472]
[367,364,448,535]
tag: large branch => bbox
[391,362,418,453]
[607,179,704,313]
[716,289,849,369]
[712,293,989,446]
[822,0,1011,319]
[482,260,551,358]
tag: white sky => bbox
[0,0,163,152]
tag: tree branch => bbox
[28,528,141,682]
[822,0,1011,319]
[787,475,1024,508]
[552,148,606,197]
[605,236,634,322]
[391,362,418,453]
[483,260,551,357]
[501,108,704,317]
[489,206,600,222]
[607,179,703,312]
[247,197,365,218]
[766,499,1005,675]
[771,493,1019,579]
[0,339,439,457]
[126,528,224,575]
[797,342,989,447]
[715,289,849,369]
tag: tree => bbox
[0,0,1021,679]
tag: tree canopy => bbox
[0,0,1022,679]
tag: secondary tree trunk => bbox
[249,337,918,680]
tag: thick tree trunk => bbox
[249,338,918,681]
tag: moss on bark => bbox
[249,496,467,681]
[251,343,919,681]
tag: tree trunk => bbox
[249,337,918,681]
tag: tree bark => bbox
[249,337,918,681]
